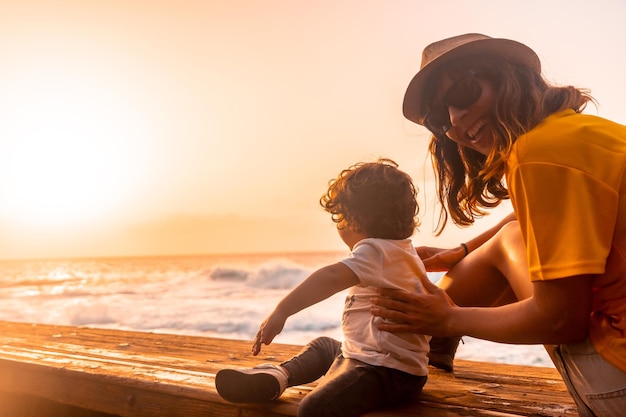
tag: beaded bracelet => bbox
[460,243,469,257]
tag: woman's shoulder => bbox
[512,110,626,163]
[531,110,626,139]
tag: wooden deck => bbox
[0,321,578,416]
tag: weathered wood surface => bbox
[0,321,578,417]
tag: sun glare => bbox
[5,133,117,227]
[0,68,143,229]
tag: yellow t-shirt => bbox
[507,109,626,372]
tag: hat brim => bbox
[402,38,541,125]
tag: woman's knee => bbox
[444,220,529,305]
[493,221,532,299]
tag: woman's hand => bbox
[417,245,467,272]
[370,277,458,337]
[252,311,287,356]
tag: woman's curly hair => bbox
[319,158,419,239]
[424,56,594,234]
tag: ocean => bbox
[0,251,552,367]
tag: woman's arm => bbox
[371,273,593,345]
[252,262,359,355]
[419,212,517,271]
[456,275,593,344]
[463,212,517,253]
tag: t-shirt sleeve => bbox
[509,162,616,281]
[340,241,384,286]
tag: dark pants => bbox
[280,336,427,417]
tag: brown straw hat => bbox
[402,33,541,125]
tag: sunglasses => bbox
[423,70,482,138]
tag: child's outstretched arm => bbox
[252,262,359,355]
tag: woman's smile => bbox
[439,73,496,155]
[467,119,486,140]
[462,118,492,153]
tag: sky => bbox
[0,0,625,259]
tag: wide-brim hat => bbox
[403,33,541,125]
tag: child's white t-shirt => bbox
[340,238,430,376]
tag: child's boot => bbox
[428,336,462,372]
[216,364,289,403]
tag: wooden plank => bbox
[0,321,579,417]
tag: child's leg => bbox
[297,356,426,417]
[281,336,342,386]
[215,336,341,403]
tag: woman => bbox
[371,33,626,417]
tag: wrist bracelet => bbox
[460,243,469,257]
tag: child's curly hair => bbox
[320,158,419,239]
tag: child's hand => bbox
[252,333,263,356]
[251,311,287,356]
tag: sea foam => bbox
[0,253,552,366]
